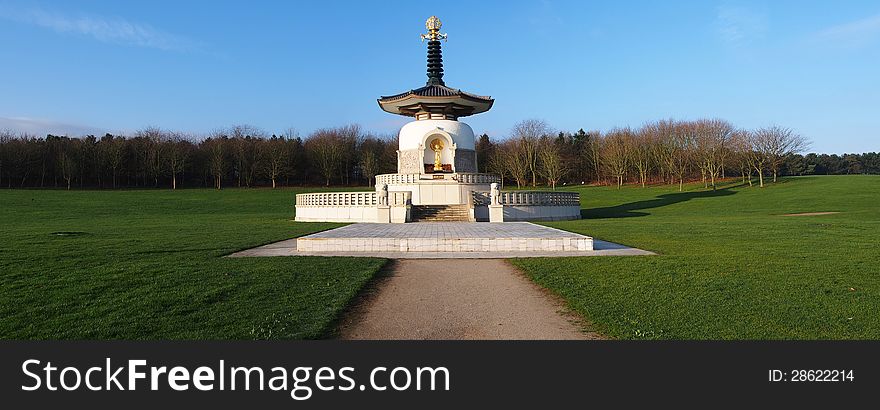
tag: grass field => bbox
[513,175,880,340]
[0,188,385,339]
[2,176,878,340]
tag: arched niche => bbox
[420,130,456,173]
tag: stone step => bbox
[411,205,470,222]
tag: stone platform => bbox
[229,222,655,259]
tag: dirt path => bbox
[336,259,601,340]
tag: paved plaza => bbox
[229,222,654,258]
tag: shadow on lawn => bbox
[583,187,738,219]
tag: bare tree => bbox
[102,134,126,189]
[497,139,529,188]
[165,132,191,190]
[337,124,362,186]
[56,137,78,190]
[537,136,568,189]
[602,128,633,189]
[283,127,301,185]
[633,124,657,188]
[227,125,265,188]
[135,127,165,188]
[658,120,696,191]
[0,129,12,187]
[511,119,551,187]
[728,130,752,186]
[359,135,386,187]
[486,147,509,188]
[205,131,226,189]
[584,130,603,184]
[361,150,379,187]
[265,135,290,189]
[758,125,811,183]
[695,119,734,190]
[305,128,345,186]
[652,120,674,186]
[3,133,40,188]
[747,130,770,187]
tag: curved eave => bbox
[377,94,494,117]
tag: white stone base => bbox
[489,205,504,223]
[294,222,594,253]
[296,237,593,252]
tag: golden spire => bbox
[420,16,448,42]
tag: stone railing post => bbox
[376,183,390,223]
[489,182,504,223]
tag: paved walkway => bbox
[226,223,651,339]
[336,259,602,340]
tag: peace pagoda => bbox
[296,16,580,223]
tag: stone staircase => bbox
[410,205,470,222]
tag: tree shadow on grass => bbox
[583,187,738,219]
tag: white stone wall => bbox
[294,191,412,223]
[398,119,475,151]
[501,205,582,221]
[294,205,380,223]
[388,181,491,206]
[295,192,380,222]
[395,119,476,174]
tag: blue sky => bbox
[1,0,878,153]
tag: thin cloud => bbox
[815,13,880,49]
[0,117,122,137]
[0,5,201,52]
[527,0,566,39]
[715,5,768,46]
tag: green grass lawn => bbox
[512,175,880,340]
[0,188,385,339]
[2,176,878,340]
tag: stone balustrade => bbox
[389,191,412,206]
[455,173,501,184]
[498,191,580,206]
[295,192,377,207]
[375,173,500,186]
[470,190,581,222]
[295,188,579,223]
[471,191,491,206]
[375,174,421,185]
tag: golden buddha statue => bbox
[430,138,444,171]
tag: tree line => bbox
[0,119,875,190]
[0,125,398,190]
[480,119,860,191]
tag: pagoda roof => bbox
[377,84,494,118]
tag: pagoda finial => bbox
[421,16,447,86]
[420,16,447,42]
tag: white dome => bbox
[398,120,475,151]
